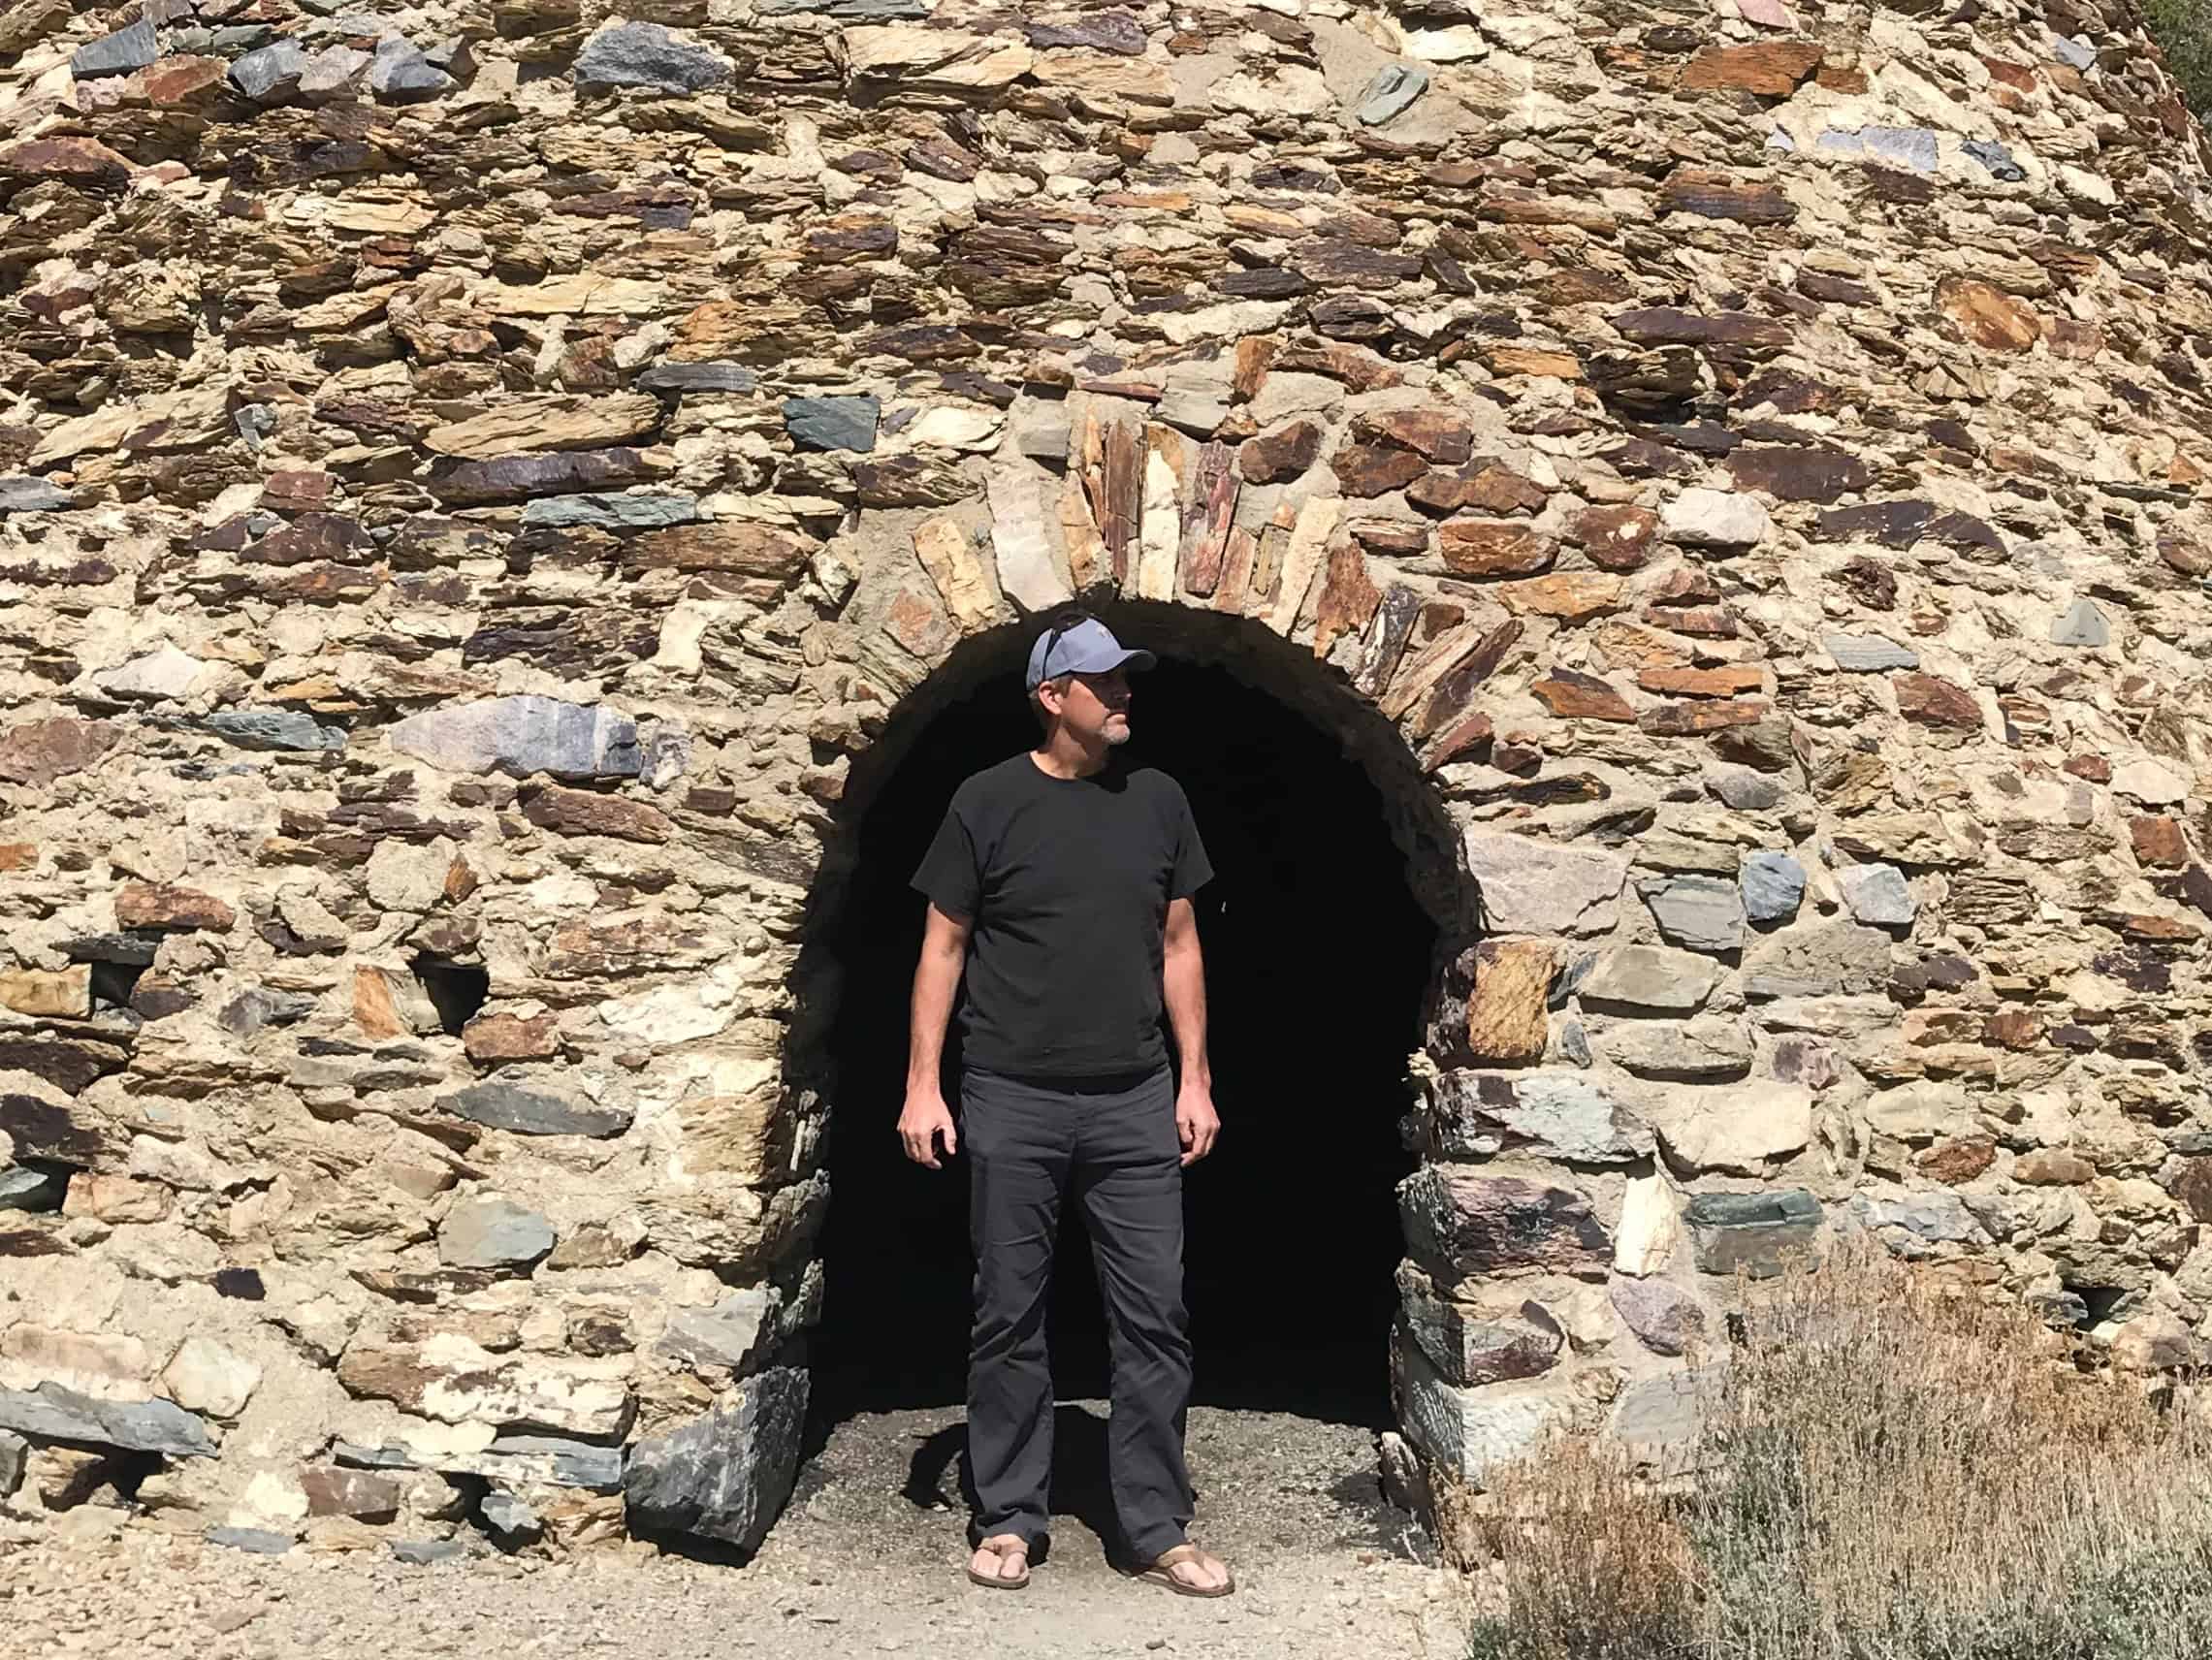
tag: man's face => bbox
[1043,668,1132,745]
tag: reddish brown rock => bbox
[520,784,674,844]
[115,883,235,932]
[2066,755,2112,782]
[1645,605,1739,637]
[1438,520,1555,577]
[1482,344,1584,380]
[1680,40,1822,96]
[1725,445,1872,504]
[1331,443,1430,498]
[2014,1148,2096,1185]
[2132,817,2188,868]
[302,1467,402,1520]
[465,1012,563,1063]
[1462,940,1555,1065]
[1312,543,1382,659]
[1638,700,1772,736]
[1894,672,1982,730]
[1499,573,1623,622]
[1347,520,1430,558]
[1530,670,1635,722]
[2113,913,2200,943]
[1658,169,1797,225]
[1354,408,1472,464]
[353,968,409,1039]
[1916,1136,1996,1185]
[1409,464,1547,517]
[0,137,135,188]
[1237,419,1323,484]
[1421,712,1494,772]
[1937,276,2041,352]
[1571,504,1658,570]
[2173,1160,2212,1224]
[143,55,227,108]
[2158,530,2211,577]
[1638,665,1765,698]
[0,717,117,787]
[260,470,334,512]
[626,522,810,576]
[0,844,33,872]
[1983,1010,2042,1050]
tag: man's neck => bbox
[1031,726,1108,780]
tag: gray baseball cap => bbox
[1025,615,1156,691]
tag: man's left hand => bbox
[1175,1085,1220,1166]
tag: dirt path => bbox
[1,1404,1468,1659]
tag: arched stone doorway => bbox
[795,605,1466,1464]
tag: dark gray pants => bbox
[960,1065,1194,1564]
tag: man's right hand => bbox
[898,1088,959,1169]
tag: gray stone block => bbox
[2049,598,2109,648]
[635,363,758,395]
[1685,1190,1822,1278]
[391,1539,468,1564]
[1426,1070,1652,1164]
[1964,138,2026,181]
[521,493,699,530]
[625,1366,808,1552]
[203,711,346,752]
[229,40,309,102]
[657,1289,776,1372]
[439,1081,633,1139]
[479,1489,542,1544]
[1823,631,1919,672]
[575,22,731,93]
[208,1525,294,1554]
[0,476,75,513]
[369,37,456,103]
[1639,874,1745,953]
[1356,63,1428,126]
[438,1197,556,1270]
[388,695,643,781]
[783,396,881,454]
[0,1382,216,1457]
[73,18,157,80]
[1740,850,1805,926]
[1835,862,1914,928]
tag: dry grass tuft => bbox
[1461,1239,2212,1660]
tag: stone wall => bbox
[3,0,2211,1555]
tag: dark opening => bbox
[411,956,490,1036]
[808,615,1439,1431]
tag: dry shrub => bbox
[1463,1238,2212,1660]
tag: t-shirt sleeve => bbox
[1168,785,1213,901]
[912,797,982,920]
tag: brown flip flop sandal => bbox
[1133,1542,1235,1599]
[966,1536,1031,1591]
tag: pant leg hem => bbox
[1124,1525,1188,1565]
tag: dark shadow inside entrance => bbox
[808,619,1440,1437]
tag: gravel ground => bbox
[1,1403,1469,1659]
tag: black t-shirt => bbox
[911,753,1213,1080]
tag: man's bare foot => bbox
[1135,1542,1234,1598]
[966,1534,1031,1589]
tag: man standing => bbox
[898,611,1234,1599]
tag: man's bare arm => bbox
[899,903,971,1168]
[1163,898,1219,1165]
